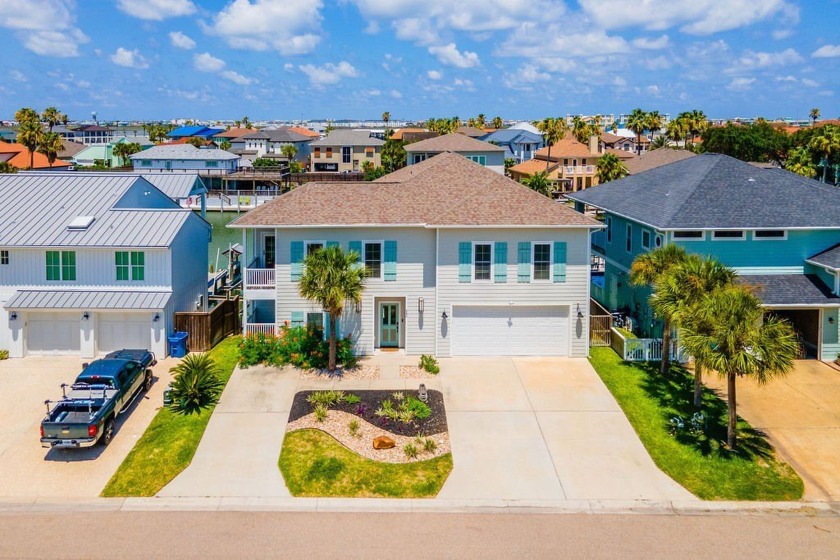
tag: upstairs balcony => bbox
[563,165,595,175]
[244,257,276,291]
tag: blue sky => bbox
[0,0,838,122]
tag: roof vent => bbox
[748,177,756,182]
[67,216,95,230]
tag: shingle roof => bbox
[807,244,840,269]
[4,290,172,310]
[508,158,560,176]
[130,145,239,161]
[404,133,504,153]
[480,129,543,144]
[623,148,697,175]
[241,128,312,143]
[567,153,840,229]
[230,152,599,228]
[456,126,486,138]
[311,130,384,147]
[288,126,321,138]
[738,275,840,306]
[534,135,597,159]
[213,127,258,139]
[0,173,197,247]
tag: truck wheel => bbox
[144,370,153,392]
[101,419,114,446]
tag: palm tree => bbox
[298,245,366,372]
[785,146,817,178]
[625,108,648,155]
[280,143,298,161]
[650,136,668,150]
[596,153,628,183]
[810,107,820,126]
[687,110,708,147]
[653,255,736,408]
[572,115,589,143]
[41,106,62,132]
[37,132,63,168]
[241,116,252,129]
[15,108,41,170]
[522,171,552,197]
[666,118,688,147]
[629,244,689,375]
[646,111,664,134]
[219,140,231,151]
[492,116,503,130]
[536,117,568,173]
[476,113,486,128]
[809,127,840,183]
[681,285,798,448]
[381,111,390,126]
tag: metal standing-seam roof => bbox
[4,290,172,310]
[140,174,206,199]
[0,173,194,247]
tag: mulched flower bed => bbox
[289,389,448,437]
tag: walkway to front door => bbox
[379,302,400,348]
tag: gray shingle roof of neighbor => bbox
[240,128,312,143]
[807,243,840,269]
[0,173,198,247]
[130,145,239,161]
[404,133,505,153]
[738,275,840,306]
[3,290,172,310]
[310,129,385,147]
[567,153,840,229]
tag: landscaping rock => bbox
[373,435,396,450]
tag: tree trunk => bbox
[660,318,671,375]
[545,145,551,173]
[636,133,642,155]
[693,362,703,409]
[727,371,738,448]
[29,150,34,171]
[328,311,337,372]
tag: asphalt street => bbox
[0,511,838,559]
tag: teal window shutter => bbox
[290,311,304,327]
[326,241,339,248]
[494,242,507,283]
[323,313,331,341]
[518,242,531,283]
[290,241,304,281]
[458,242,472,283]
[384,240,397,281]
[348,240,362,261]
[553,241,567,283]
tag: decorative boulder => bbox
[373,435,396,450]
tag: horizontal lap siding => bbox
[275,227,436,355]
[437,228,591,357]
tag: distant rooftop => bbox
[130,144,239,161]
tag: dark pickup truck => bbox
[40,350,156,449]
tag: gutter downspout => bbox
[435,227,439,357]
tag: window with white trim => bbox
[673,230,704,240]
[342,146,351,164]
[642,230,651,250]
[626,224,632,253]
[712,230,745,240]
[413,154,426,164]
[305,241,324,257]
[533,243,551,281]
[467,155,486,166]
[473,243,492,281]
[364,241,383,279]
[754,229,786,240]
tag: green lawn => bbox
[101,337,241,497]
[590,347,802,501]
[279,430,453,498]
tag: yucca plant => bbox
[168,353,225,415]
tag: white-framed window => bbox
[467,155,486,166]
[473,242,493,281]
[0,250,7,265]
[413,154,426,164]
[306,312,324,333]
[342,146,351,164]
[363,241,383,279]
[606,216,612,243]
[626,224,632,253]
[532,242,552,281]
[753,229,787,240]
[673,230,704,241]
[712,230,745,241]
[305,240,325,257]
[641,230,651,250]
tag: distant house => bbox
[602,130,650,154]
[0,173,210,358]
[167,125,224,141]
[130,145,239,175]
[0,142,72,170]
[54,124,115,146]
[455,126,486,138]
[403,133,506,174]
[236,128,315,162]
[0,127,17,143]
[57,140,86,161]
[391,128,439,143]
[509,121,541,135]
[479,129,544,163]
[623,148,697,175]
[287,126,321,140]
[73,137,154,168]
[309,130,384,173]
[212,127,258,145]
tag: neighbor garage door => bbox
[28,312,81,355]
[451,305,569,356]
[97,312,151,355]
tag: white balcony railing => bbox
[563,165,595,175]
[245,323,277,336]
[245,268,276,289]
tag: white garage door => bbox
[452,305,569,356]
[98,312,151,354]
[28,312,81,355]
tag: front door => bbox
[380,303,400,348]
[263,234,275,268]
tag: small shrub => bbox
[375,399,395,418]
[374,395,431,425]
[419,354,440,374]
[0,349,8,360]
[307,390,346,408]
[406,396,431,420]
[239,326,358,370]
[344,393,361,405]
[347,419,360,437]
[313,403,328,422]
[391,391,405,401]
[168,353,225,415]
[403,442,418,459]
[354,403,370,417]
[423,438,437,453]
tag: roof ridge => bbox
[662,154,722,228]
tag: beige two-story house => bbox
[309,130,384,173]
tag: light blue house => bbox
[479,129,545,163]
[569,153,840,361]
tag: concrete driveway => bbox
[0,355,176,498]
[161,354,692,502]
[705,360,840,501]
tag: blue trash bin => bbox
[168,331,189,358]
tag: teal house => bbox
[569,153,840,361]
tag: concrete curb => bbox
[0,497,838,517]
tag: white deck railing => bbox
[611,328,687,363]
[244,323,276,336]
[245,268,275,289]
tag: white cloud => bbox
[642,56,672,70]
[110,47,150,69]
[0,0,89,57]
[283,63,294,71]
[632,35,670,49]
[613,76,627,86]
[299,61,358,86]
[801,78,819,88]
[427,69,443,80]
[116,0,196,20]
[10,69,26,82]
[726,77,755,91]
[501,26,628,59]
[813,45,840,58]
[579,0,791,35]
[726,48,803,74]
[428,43,480,68]
[169,31,196,49]
[772,28,793,40]
[390,89,402,99]
[363,89,382,96]
[220,70,253,85]
[774,75,797,82]
[646,84,661,96]
[205,0,324,55]
[194,52,226,72]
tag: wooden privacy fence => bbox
[174,297,241,352]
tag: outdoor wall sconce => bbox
[82,312,89,321]
[9,312,17,321]
[441,310,448,320]
[576,303,583,319]
[153,313,160,322]
[830,317,835,325]
[418,297,424,313]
